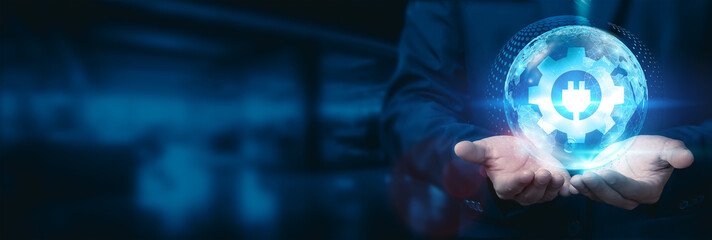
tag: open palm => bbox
[570,135,694,209]
[456,136,571,206]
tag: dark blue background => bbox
[1,0,710,239]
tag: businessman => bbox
[381,1,711,238]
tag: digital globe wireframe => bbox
[504,25,648,170]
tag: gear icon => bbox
[529,47,624,144]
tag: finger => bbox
[494,170,534,199]
[661,139,694,169]
[598,169,648,201]
[559,173,572,197]
[581,172,639,210]
[542,173,565,201]
[568,177,579,195]
[515,169,552,205]
[568,184,579,195]
[570,175,599,201]
[454,140,489,165]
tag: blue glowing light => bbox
[504,25,648,170]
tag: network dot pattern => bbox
[487,16,660,136]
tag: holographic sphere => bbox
[503,25,648,170]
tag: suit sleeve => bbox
[380,1,522,218]
[653,119,712,217]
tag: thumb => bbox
[661,139,694,169]
[454,140,489,165]
[558,173,573,197]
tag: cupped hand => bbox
[569,135,694,210]
[454,136,571,206]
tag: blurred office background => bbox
[1,0,710,239]
[2,0,407,238]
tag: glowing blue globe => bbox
[503,25,648,170]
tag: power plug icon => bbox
[561,80,591,121]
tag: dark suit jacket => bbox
[381,1,712,238]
